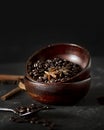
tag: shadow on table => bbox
[76,84,104,106]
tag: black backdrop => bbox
[0,24,99,63]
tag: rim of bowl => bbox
[25,76,91,86]
[25,43,91,83]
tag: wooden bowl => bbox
[24,43,91,105]
[24,76,91,105]
[26,43,91,82]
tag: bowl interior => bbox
[27,43,90,69]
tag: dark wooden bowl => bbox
[26,43,91,82]
[24,43,91,105]
[24,76,91,105]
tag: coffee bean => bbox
[30,120,34,124]
[34,63,38,68]
[37,76,43,82]
[27,107,31,112]
[50,78,55,83]
[27,57,82,83]
[10,103,56,129]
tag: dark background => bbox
[0,24,99,63]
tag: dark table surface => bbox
[0,57,104,130]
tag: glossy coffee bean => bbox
[27,57,82,83]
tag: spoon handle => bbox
[0,107,15,113]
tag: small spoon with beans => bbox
[0,104,54,117]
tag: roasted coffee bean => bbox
[46,59,52,63]
[15,106,27,114]
[10,116,28,123]
[61,78,65,82]
[37,77,43,82]
[10,103,56,130]
[50,78,56,83]
[27,57,82,83]
[33,63,38,68]
[27,107,31,112]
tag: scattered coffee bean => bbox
[27,57,82,83]
[10,103,56,130]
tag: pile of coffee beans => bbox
[27,57,82,83]
[10,116,55,130]
[14,103,52,116]
[14,103,41,115]
[10,103,55,130]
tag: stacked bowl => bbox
[24,43,91,105]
